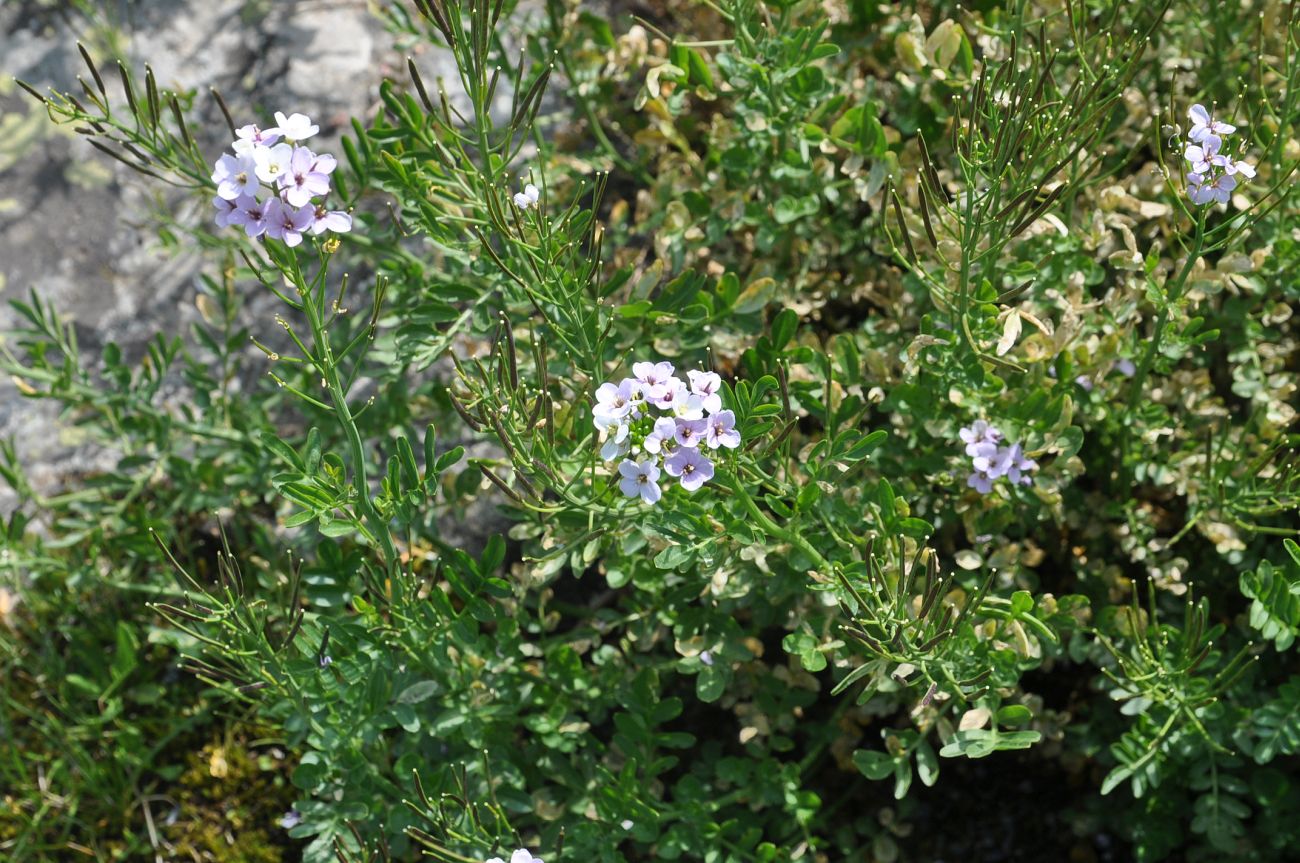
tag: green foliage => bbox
[5,0,1300,861]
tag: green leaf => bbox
[770,308,799,348]
[396,680,440,705]
[773,195,820,225]
[852,749,894,780]
[696,666,726,702]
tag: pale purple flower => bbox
[959,420,1003,456]
[687,369,723,414]
[1187,104,1236,146]
[655,378,704,418]
[309,204,352,235]
[254,142,294,183]
[967,469,995,495]
[228,195,270,238]
[970,441,1005,478]
[643,417,678,455]
[665,447,714,491]
[513,183,540,209]
[633,361,676,400]
[673,417,707,448]
[1075,375,1094,392]
[274,111,319,142]
[705,410,741,450]
[279,147,336,207]
[1187,171,1236,205]
[486,851,544,863]
[211,152,259,200]
[232,123,281,153]
[279,810,302,830]
[1214,152,1256,178]
[263,198,314,247]
[1001,443,1037,486]
[593,379,640,430]
[699,650,714,666]
[1184,137,1219,174]
[618,459,662,504]
[213,194,239,228]
[1114,359,1136,377]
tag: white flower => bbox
[254,142,294,183]
[274,111,319,142]
[486,852,544,863]
[513,183,540,209]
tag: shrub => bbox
[5,0,1300,861]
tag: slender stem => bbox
[302,288,398,578]
[722,469,833,574]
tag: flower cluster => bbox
[594,362,741,504]
[210,111,351,246]
[1183,103,1254,206]
[959,420,1037,495]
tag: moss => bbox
[163,737,299,863]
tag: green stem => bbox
[722,470,833,574]
[302,289,398,578]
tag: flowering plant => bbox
[5,2,1300,863]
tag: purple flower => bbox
[279,810,302,830]
[643,417,678,455]
[309,204,352,235]
[970,441,1005,478]
[673,417,707,448]
[211,153,259,201]
[967,469,995,495]
[1188,104,1236,145]
[1002,443,1037,485]
[279,147,336,207]
[233,123,281,153]
[687,369,723,414]
[274,111,319,142]
[959,420,1003,457]
[618,459,662,504]
[705,410,741,450]
[263,198,314,247]
[655,379,704,418]
[665,447,714,491]
[1184,137,1220,174]
[228,195,270,238]
[1187,170,1236,205]
[593,379,640,430]
[699,650,714,666]
[1214,152,1256,179]
[254,142,294,183]
[633,361,676,400]
[213,194,239,228]
[1074,375,1094,392]
[1114,359,1136,377]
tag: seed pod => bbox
[408,57,435,113]
[210,86,236,135]
[77,42,106,98]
